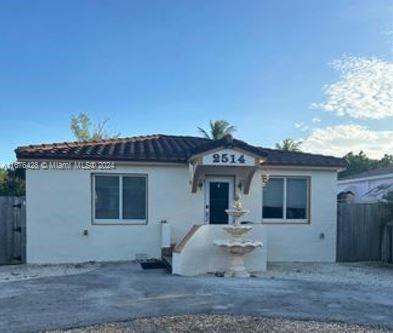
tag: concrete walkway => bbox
[0,262,392,333]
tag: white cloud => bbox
[312,56,393,119]
[312,117,321,123]
[301,124,393,158]
[294,122,309,132]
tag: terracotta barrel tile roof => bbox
[15,134,346,168]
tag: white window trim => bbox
[92,173,148,225]
[262,176,310,224]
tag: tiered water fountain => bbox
[214,194,262,278]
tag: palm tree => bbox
[275,138,302,152]
[198,120,236,140]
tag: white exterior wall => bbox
[257,169,337,262]
[337,175,393,203]
[26,164,204,263]
[26,163,338,263]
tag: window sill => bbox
[93,219,147,225]
[261,219,309,224]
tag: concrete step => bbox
[161,255,172,273]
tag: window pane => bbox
[286,178,307,219]
[123,177,146,219]
[95,176,119,219]
[263,178,284,218]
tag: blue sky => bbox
[0,0,392,163]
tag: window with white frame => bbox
[93,174,147,224]
[262,177,309,222]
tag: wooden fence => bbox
[337,203,393,262]
[0,196,26,265]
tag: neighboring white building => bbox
[16,134,345,275]
[337,167,393,203]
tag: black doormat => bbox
[139,259,166,270]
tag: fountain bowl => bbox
[213,240,263,277]
[222,225,252,238]
[225,209,249,220]
[213,193,263,278]
[214,240,262,255]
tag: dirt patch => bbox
[47,315,392,333]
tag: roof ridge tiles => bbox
[15,134,346,168]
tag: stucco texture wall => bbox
[26,164,203,263]
[26,164,337,263]
[258,169,337,262]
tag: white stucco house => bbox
[16,134,345,275]
[337,167,393,203]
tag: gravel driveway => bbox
[48,315,393,333]
[0,262,392,333]
[260,262,393,288]
[0,262,99,283]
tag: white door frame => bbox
[204,176,235,224]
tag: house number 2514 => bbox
[212,153,246,164]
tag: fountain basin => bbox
[212,193,264,278]
[225,209,249,219]
[214,240,262,255]
[213,240,262,277]
[222,225,253,238]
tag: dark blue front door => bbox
[209,182,229,224]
